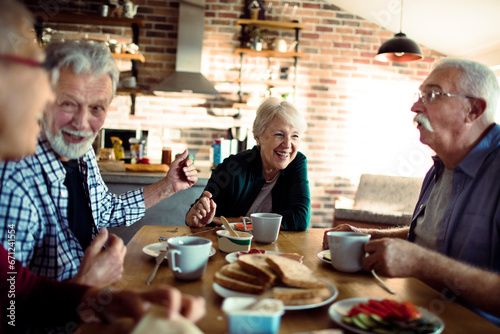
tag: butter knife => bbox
[146,251,168,285]
[371,270,396,294]
[158,227,219,241]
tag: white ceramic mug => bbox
[166,236,212,280]
[244,213,282,244]
[327,231,370,273]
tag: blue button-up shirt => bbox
[0,135,146,281]
[408,123,500,325]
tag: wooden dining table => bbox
[81,225,500,334]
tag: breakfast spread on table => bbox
[214,253,331,306]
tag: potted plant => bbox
[247,27,268,51]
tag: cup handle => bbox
[168,249,182,273]
[242,216,251,231]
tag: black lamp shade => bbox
[375,32,423,62]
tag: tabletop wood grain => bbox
[80,225,500,334]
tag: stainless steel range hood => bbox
[153,0,220,97]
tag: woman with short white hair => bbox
[186,97,311,231]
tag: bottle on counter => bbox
[110,136,124,161]
[212,138,222,168]
[161,147,172,165]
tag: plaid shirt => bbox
[0,135,145,281]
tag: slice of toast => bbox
[266,254,328,289]
[237,254,278,285]
[214,271,265,295]
[219,262,270,287]
[280,296,324,306]
[271,286,331,303]
[278,252,304,263]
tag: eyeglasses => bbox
[413,90,477,105]
[0,53,48,69]
[0,53,58,86]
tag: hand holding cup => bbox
[327,231,370,273]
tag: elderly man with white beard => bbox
[323,58,500,326]
[0,40,198,288]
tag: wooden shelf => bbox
[235,78,295,86]
[116,88,151,95]
[233,18,304,109]
[112,52,145,63]
[236,19,305,31]
[235,48,305,58]
[35,13,145,116]
[37,13,145,28]
[232,103,257,110]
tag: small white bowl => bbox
[216,230,253,253]
[222,297,284,334]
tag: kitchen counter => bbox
[101,170,210,244]
[101,170,211,186]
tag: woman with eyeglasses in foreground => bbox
[0,0,205,332]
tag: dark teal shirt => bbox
[198,146,311,231]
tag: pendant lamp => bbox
[375,0,423,62]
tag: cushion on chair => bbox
[334,174,423,226]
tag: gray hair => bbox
[253,97,307,138]
[431,58,499,122]
[0,0,35,54]
[44,39,120,99]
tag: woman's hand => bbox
[79,285,206,323]
[185,191,216,227]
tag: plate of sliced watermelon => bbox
[328,298,444,334]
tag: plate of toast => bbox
[225,250,282,263]
[213,253,338,310]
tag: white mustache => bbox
[413,113,434,132]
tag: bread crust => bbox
[271,287,331,301]
[214,271,265,294]
[219,262,270,287]
[237,254,278,284]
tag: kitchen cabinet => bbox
[234,19,306,107]
[34,13,146,114]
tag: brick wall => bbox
[26,0,445,227]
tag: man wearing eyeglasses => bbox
[324,58,500,325]
[0,39,198,289]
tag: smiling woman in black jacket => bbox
[185,97,310,231]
